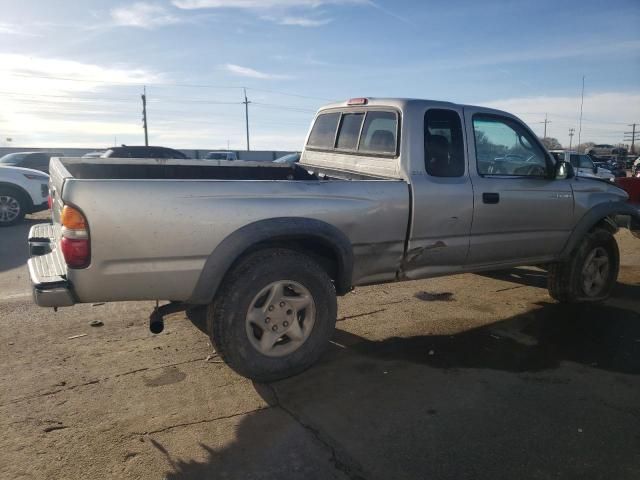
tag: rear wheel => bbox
[207,248,337,382]
[0,188,26,227]
[547,228,619,303]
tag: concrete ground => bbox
[1,211,639,480]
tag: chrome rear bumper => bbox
[27,223,75,307]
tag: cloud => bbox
[0,22,37,36]
[277,15,332,26]
[111,2,182,28]
[225,63,292,79]
[0,53,163,147]
[173,0,365,9]
[0,53,160,93]
[482,92,640,146]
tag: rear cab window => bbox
[306,109,398,156]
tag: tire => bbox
[207,248,337,382]
[547,228,619,303]
[0,188,27,227]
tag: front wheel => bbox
[547,228,619,303]
[207,248,337,382]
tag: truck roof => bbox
[317,97,513,117]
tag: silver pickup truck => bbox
[28,97,640,381]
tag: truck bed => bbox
[43,157,410,304]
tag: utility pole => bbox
[577,75,585,149]
[568,128,575,150]
[538,113,551,139]
[141,86,149,147]
[624,123,638,155]
[243,88,251,151]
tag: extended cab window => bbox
[358,111,397,155]
[307,112,340,148]
[473,115,548,177]
[336,113,364,150]
[424,109,465,177]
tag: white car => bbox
[549,150,615,182]
[0,165,49,226]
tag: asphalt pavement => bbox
[0,211,638,480]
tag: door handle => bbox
[482,192,500,204]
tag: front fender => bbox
[560,201,640,258]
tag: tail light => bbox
[60,205,90,268]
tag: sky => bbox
[0,0,638,150]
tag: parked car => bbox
[0,151,63,174]
[100,146,188,159]
[586,144,627,157]
[0,165,49,226]
[204,151,238,161]
[27,97,639,381]
[273,152,300,165]
[550,150,615,182]
[82,151,106,158]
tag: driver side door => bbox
[464,109,574,266]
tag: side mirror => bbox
[555,161,572,179]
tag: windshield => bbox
[0,153,29,164]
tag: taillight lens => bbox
[61,237,90,268]
[60,205,90,268]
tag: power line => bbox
[624,123,638,155]
[4,72,334,101]
[537,113,551,138]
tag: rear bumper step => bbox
[28,223,75,307]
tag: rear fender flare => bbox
[188,217,353,304]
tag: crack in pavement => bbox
[131,405,270,436]
[1,357,212,407]
[265,384,369,480]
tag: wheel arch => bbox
[560,201,638,259]
[0,182,34,212]
[188,217,354,304]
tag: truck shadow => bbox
[0,218,42,273]
[169,294,640,479]
[477,267,548,289]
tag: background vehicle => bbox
[273,152,300,165]
[0,151,63,174]
[0,165,49,226]
[82,151,106,158]
[550,150,615,181]
[204,151,238,161]
[100,146,188,159]
[27,98,639,381]
[586,144,627,157]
